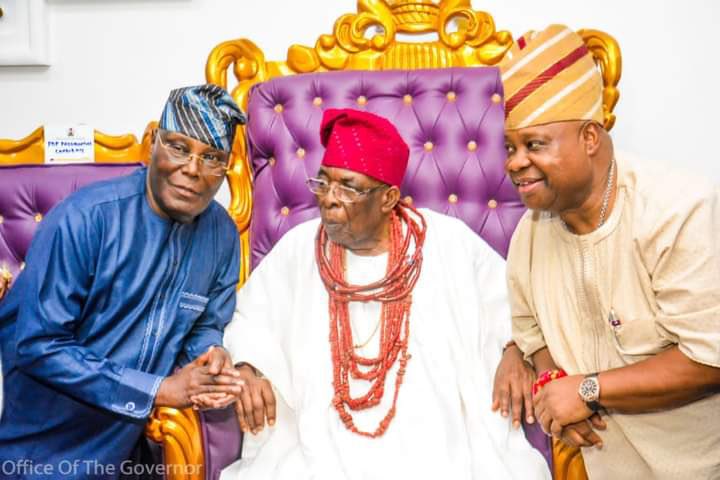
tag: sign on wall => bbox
[44,125,95,163]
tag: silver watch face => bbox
[579,377,600,402]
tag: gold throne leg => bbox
[553,439,588,480]
[146,407,204,480]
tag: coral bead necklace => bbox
[315,203,426,437]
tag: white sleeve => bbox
[450,217,551,479]
[223,232,299,410]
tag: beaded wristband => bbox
[532,368,567,395]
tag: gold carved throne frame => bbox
[206,0,621,288]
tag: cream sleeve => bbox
[638,185,720,368]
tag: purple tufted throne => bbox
[196,66,550,479]
[247,67,524,265]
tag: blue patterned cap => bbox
[159,84,246,152]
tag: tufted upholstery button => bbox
[268,156,276,167]
[488,199,498,209]
[423,141,434,152]
[280,207,290,216]
[446,91,456,102]
[491,93,502,104]
[274,104,284,113]
[34,213,43,222]
[403,195,413,205]
[356,95,368,106]
[313,97,323,107]
[296,148,306,159]
[403,94,413,105]
[448,194,458,204]
[125,402,136,412]
[467,140,477,152]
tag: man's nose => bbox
[505,150,530,174]
[181,154,202,176]
[317,184,341,209]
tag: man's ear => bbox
[582,121,602,157]
[381,186,401,213]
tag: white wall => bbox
[1,0,719,186]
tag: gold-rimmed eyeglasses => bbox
[156,131,229,177]
[305,177,387,203]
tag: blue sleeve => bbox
[15,203,163,420]
[177,222,241,366]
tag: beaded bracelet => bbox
[532,368,567,395]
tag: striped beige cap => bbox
[500,24,603,130]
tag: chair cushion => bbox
[0,163,142,279]
[246,67,526,268]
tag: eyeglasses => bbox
[305,177,387,203]
[156,131,229,177]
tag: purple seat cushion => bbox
[0,163,142,279]
[246,67,526,268]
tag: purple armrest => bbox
[201,408,243,480]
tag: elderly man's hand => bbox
[492,343,536,428]
[560,413,606,449]
[233,363,276,435]
[534,375,593,438]
[155,352,245,409]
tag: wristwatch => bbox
[578,373,602,412]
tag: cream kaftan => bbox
[508,155,720,479]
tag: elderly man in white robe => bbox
[200,108,549,479]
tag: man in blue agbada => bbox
[0,84,246,477]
